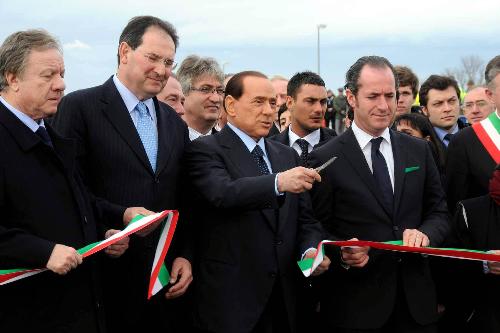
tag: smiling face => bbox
[347,65,397,137]
[6,48,65,120]
[287,84,327,137]
[184,74,224,124]
[226,76,277,141]
[422,86,460,130]
[118,26,175,100]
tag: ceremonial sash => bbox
[298,239,500,277]
[1,210,178,300]
[472,112,500,164]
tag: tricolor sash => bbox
[472,111,500,164]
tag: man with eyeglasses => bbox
[177,55,224,141]
[463,86,495,124]
[52,16,193,332]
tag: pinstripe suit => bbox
[52,76,191,332]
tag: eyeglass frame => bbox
[190,86,225,96]
[141,52,177,69]
[463,100,490,109]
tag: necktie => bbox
[251,145,270,175]
[443,133,454,147]
[36,126,53,148]
[135,102,158,171]
[370,137,393,214]
[296,139,310,166]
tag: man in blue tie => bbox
[309,56,449,333]
[51,16,193,332]
[185,71,330,333]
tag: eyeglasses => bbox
[191,86,225,96]
[464,100,490,109]
[143,52,177,69]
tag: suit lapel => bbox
[99,78,154,175]
[340,129,393,220]
[154,98,173,176]
[220,127,278,232]
[391,131,406,218]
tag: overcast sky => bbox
[1,0,499,92]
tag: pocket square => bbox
[404,166,420,173]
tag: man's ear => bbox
[118,42,131,65]
[5,72,19,92]
[225,95,236,117]
[285,95,294,111]
[421,106,429,117]
[346,88,356,110]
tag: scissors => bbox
[314,156,337,173]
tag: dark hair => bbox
[345,56,398,96]
[117,15,178,64]
[347,108,354,122]
[485,55,500,87]
[224,71,268,109]
[394,113,446,172]
[287,71,325,98]
[419,75,460,107]
[278,104,288,120]
[395,65,419,97]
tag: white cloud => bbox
[63,39,91,50]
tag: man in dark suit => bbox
[51,16,192,332]
[185,71,330,333]
[310,56,449,333]
[419,75,468,152]
[446,55,500,213]
[0,29,128,332]
[270,71,336,166]
[176,55,224,140]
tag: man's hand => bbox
[487,250,500,275]
[165,257,193,299]
[341,238,370,268]
[402,229,430,247]
[46,244,83,275]
[277,167,321,193]
[304,249,330,276]
[104,229,129,258]
[123,207,157,237]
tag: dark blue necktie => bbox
[251,145,270,175]
[370,137,393,214]
[36,126,53,148]
[443,133,454,147]
[296,139,310,167]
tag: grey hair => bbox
[0,29,62,91]
[176,55,224,95]
[485,55,500,88]
[345,55,398,96]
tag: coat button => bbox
[155,177,160,184]
[269,272,277,278]
[393,225,399,231]
[83,216,88,224]
[276,240,283,245]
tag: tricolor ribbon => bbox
[472,111,500,164]
[1,210,178,300]
[298,239,500,277]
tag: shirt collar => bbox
[288,125,321,148]
[351,121,391,150]
[227,122,267,156]
[433,123,458,142]
[188,127,212,141]
[113,74,154,113]
[0,96,44,132]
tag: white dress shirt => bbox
[288,126,321,154]
[351,121,395,191]
[188,127,213,141]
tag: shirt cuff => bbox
[483,260,491,274]
[275,173,284,196]
[301,247,316,260]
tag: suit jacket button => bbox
[393,226,399,231]
[155,178,160,184]
[397,258,402,263]
[276,240,283,245]
[83,216,88,224]
[269,272,276,278]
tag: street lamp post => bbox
[317,24,327,75]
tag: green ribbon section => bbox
[488,111,500,133]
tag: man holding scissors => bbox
[309,56,449,333]
[185,71,330,333]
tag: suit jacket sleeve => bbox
[185,138,283,211]
[0,165,55,268]
[417,142,450,246]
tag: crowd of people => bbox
[0,15,499,333]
